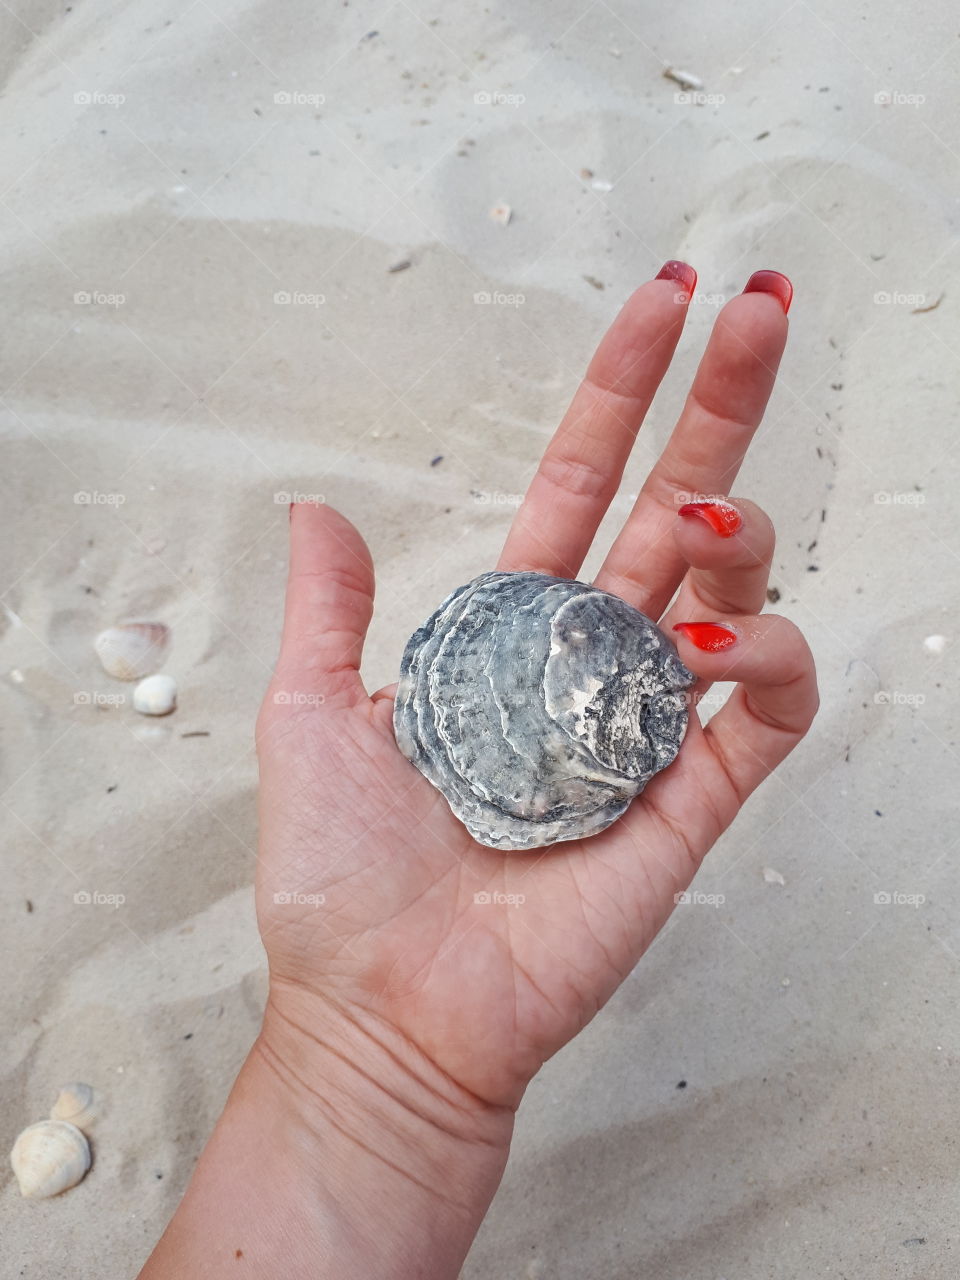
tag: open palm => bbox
[254,266,817,1111]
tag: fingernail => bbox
[656,260,697,297]
[677,500,742,537]
[673,621,738,652]
[743,269,793,314]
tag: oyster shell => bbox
[394,571,695,850]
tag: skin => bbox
[140,271,818,1278]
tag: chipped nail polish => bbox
[656,260,698,296]
[677,500,743,537]
[673,621,738,653]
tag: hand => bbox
[141,264,817,1280]
[255,264,816,1107]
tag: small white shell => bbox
[10,1120,91,1198]
[663,66,704,91]
[132,673,177,716]
[94,622,170,680]
[489,201,512,225]
[50,1082,97,1132]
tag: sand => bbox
[1,1,958,1275]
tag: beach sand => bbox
[1,1,958,1275]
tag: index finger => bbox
[497,262,696,579]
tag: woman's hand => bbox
[141,265,817,1279]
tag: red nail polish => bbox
[743,269,793,314]
[673,621,737,652]
[656,260,697,297]
[677,500,742,537]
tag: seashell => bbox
[394,571,695,851]
[94,622,170,680]
[50,1082,97,1132]
[10,1120,91,1198]
[132,673,177,716]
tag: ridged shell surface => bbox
[394,571,695,851]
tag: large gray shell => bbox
[394,571,695,851]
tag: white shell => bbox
[10,1120,91,1198]
[50,1082,97,1132]
[94,622,170,680]
[132,673,177,716]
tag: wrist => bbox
[257,981,514,1243]
[141,983,513,1279]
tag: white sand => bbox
[1,2,957,1275]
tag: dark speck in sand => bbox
[582,275,605,290]
[107,784,118,792]
[430,455,444,467]
[902,1238,926,1247]
[676,1080,687,1090]
[766,587,781,603]
[754,130,770,140]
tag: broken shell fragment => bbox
[94,622,170,680]
[10,1120,91,1198]
[50,1083,97,1133]
[133,673,177,716]
[394,571,695,851]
